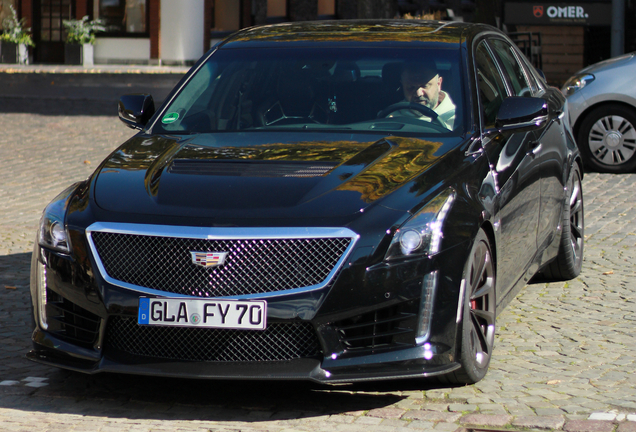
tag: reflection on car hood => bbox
[94,132,450,219]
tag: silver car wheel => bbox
[466,238,496,369]
[446,229,496,385]
[568,172,584,262]
[588,115,636,166]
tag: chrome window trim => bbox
[86,222,359,300]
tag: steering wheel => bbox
[377,101,449,130]
[378,101,439,120]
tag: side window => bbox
[490,39,532,97]
[518,53,544,94]
[475,41,507,129]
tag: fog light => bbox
[423,343,434,360]
[416,271,438,344]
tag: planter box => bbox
[18,43,28,64]
[0,41,28,64]
[65,43,95,66]
[83,44,94,66]
[65,43,82,65]
[0,41,18,63]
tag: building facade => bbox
[3,0,465,65]
[502,0,635,85]
[1,0,632,84]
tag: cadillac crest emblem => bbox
[190,251,228,268]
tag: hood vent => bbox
[168,159,338,178]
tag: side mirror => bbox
[495,96,549,133]
[536,69,547,82]
[118,94,155,130]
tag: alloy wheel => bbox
[466,240,496,368]
[588,115,636,166]
[568,169,584,265]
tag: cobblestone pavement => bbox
[1,78,636,431]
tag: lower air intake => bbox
[106,317,322,362]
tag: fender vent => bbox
[169,159,337,178]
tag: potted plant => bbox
[63,16,105,66]
[0,5,35,64]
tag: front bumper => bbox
[29,228,468,383]
[27,339,460,383]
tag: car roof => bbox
[217,19,481,49]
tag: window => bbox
[213,0,240,32]
[155,47,462,135]
[318,0,335,17]
[267,0,287,22]
[475,41,507,129]
[489,39,532,97]
[94,0,147,34]
[39,0,74,43]
[517,51,544,94]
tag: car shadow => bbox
[0,364,453,423]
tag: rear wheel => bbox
[577,104,636,173]
[541,164,584,280]
[448,229,496,385]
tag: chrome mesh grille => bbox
[90,232,351,297]
[106,317,322,362]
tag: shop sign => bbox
[504,2,612,25]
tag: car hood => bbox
[93,132,454,219]
[579,52,636,75]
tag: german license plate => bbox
[138,298,267,330]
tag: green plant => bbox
[0,5,35,47]
[63,16,105,45]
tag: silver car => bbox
[562,52,636,173]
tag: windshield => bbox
[154,46,463,135]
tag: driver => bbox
[391,62,456,129]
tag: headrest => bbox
[333,61,360,82]
[382,62,403,90]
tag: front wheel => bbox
[577,104,636,173]
[448,229,496,385]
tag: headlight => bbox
[561,74,595,96]
[38,184,78,253]
[385,189,455,261]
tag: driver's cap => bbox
[401,62,438,84]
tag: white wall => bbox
[94,38,150,64]
[160,0,205,64]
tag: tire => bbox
[448,229,496,385]
[541,164,584,280]
[577,104,636,173]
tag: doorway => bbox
[33,0,75,63]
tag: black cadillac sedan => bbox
[29,20,584,385]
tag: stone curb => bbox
[0,64,189,75]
